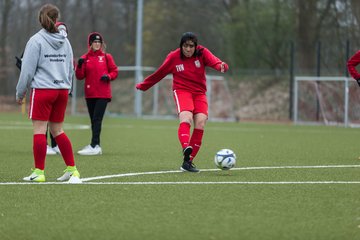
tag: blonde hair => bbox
[38,4,60,33]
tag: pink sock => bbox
[189,128,204,161]
[33,134,47,170]
[178,122,191,149]
[55,133,75,166]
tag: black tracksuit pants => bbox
[86,98,109,147]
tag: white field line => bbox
[65,181,360,185]
[3,121,360,135]
[1,164,359,185]
[80,164,360,182]
[1,181,360,185]
[0,122,89,130]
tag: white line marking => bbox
[80,164,360,182]
[80,181,360,185]
[0,122,89,130]
[1,164,360,185]
[1,181,360,185]
[81,170,183,181]
[81,181,360,185]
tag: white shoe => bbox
[77,145,102,155]
[23,168,45,182]
[57,171,72,181]
[46,145,57,155]
[57,166,80,181]
[52,146,61,154]
[68,176,82,184]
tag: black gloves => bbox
[15,56,22,70]
[100,74,110,82]
[356,79,360,87]
[77,58,84,69]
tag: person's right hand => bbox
[100,74,110,82]
[356,78,360,87]
[16,97,24,105]
[77,58,84,69]
[136,83,145,91]
[15,56,22,70]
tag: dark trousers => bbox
[86,98,109,147]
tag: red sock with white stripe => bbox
[55,133,75,167]
[33,134,47,170]
[189,128,204,161]
[178,122,191,149]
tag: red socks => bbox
[33,134,47,170]
[55,133,75,167]
[189,128,204,161]
[178,122,204,161]
[178,122,191,149]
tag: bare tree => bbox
[0,0,14,95]
[296,0,335,74]
[351,0,360,23]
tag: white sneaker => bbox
[57,171,72,181]
[46,145,57,155]
[68,175,82,184]
[57,166,80,181]
[77,145,102,155]
[53,146,61,154]
[23,168,45,182]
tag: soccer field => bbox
[0,113,359,240]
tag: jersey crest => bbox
[194,60,201,68]
[98,56,105,62]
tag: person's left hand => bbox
[100,74,110,82]
[55,22,68,34]
[220,62,226,73]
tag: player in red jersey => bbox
[347,50,360,86]
[75,32,118,155]
[136,32,229,172]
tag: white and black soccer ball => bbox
[214,149,236,170]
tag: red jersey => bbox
[347,50,360,79]
[137,45,228,93]
[75,50,118,99]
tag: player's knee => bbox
[179,111,193,124]
[49,124,64,137]
[50,129,64,137]
[194,120,206,129]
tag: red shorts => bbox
[29,89,69,122]
[173,90,208,115]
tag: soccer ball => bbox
[214,149,236,170]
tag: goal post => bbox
[145,74,236,121]
[71,66,236,121]
[293,76,360,127]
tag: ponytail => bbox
[38,4,60,33]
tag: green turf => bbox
[0,113,359,240]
